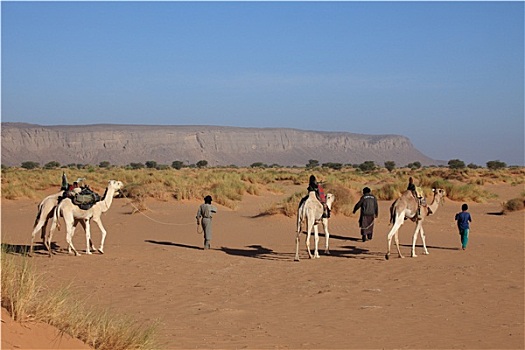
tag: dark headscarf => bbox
[204,195,213,204]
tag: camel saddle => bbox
[62,187,101,210]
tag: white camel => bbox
[385,188,446,260]
[48,180,124,256]
[295,191,335,261]
[29,188,94,256]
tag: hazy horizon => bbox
[2,2,523,166]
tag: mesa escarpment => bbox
[1,123,440,167]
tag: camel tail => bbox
[390,201,397,225]
[297,197,307,233]
[34,203,43,226]
[51,201,62,232]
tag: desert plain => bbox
[1,180,524,349]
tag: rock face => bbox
[1,123,439,167]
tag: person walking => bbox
[196,195,217,250]
[353,187,378,242]
[455,203,472,250]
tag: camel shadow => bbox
[400,243,458,251]
[220,245,294,261]
[144,240,202,251]
[328,245,385,260]
[1,242,59,256]
[300,231,360,242]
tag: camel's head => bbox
[326,193,335,210]
[108,180,124,196]
[432,188,446,204]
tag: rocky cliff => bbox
[1,123,439,167]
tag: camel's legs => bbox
[294,234,301,261]
[84,220,92,255]
[411,222,420,257]
[313,225,320,258]
[322,219,330,255]
[93,217,107,254]
[394,231,404,258]
[306,220,314,259]
[386,217,404,260]
[65,225,80,256]
[30,222,45,256]
[420,225,429,255]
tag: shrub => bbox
[21,161,39,169]
[502,196,525,213]
[487,160,507,170]
[448,159,466,169]
[43,161,61,169]
[171,161,184,170]
[358,161,376,172]
[384,161,396,172]
[196,160,208,168]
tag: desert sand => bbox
[1,183,524,349]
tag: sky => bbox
[1,1,524,166]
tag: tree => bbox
[129,162,145,169]
[384,161,396,172]
[145,161,157,169]
[406,161,422,170]
[358,161,376,172]
[250,162,267,168]
[486,160,507,170]
[21,161,40,169]
[44,161,60,169]
[322,162,343,170]
[306,159,319,169]
[467,163,480,169]
[171,161,184,170]
[99,161,111,168]
[448,159,466,169]
[196,160,208,168]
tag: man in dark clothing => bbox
[353,187,379,242]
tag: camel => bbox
[48,180,124,256]
[28,188,94,256]
[385,188,446,260]
[295,191,335,261]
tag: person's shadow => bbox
[144,240,202,250]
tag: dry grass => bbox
[1,166,520,209]
[1,248,158,349]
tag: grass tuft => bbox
[1,249,158,349]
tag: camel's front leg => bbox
[411,224,420,258]
[419,225,429,255]
[322,218,330,255]
[92,217,107,254]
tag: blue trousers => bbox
[459,229,469,249]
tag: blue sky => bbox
[2,1,524,166]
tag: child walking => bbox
[455,203,472,250]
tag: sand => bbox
[1,183,523,349]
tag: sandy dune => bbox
[1,183,523,349]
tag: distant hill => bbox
[1,123,441,167]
